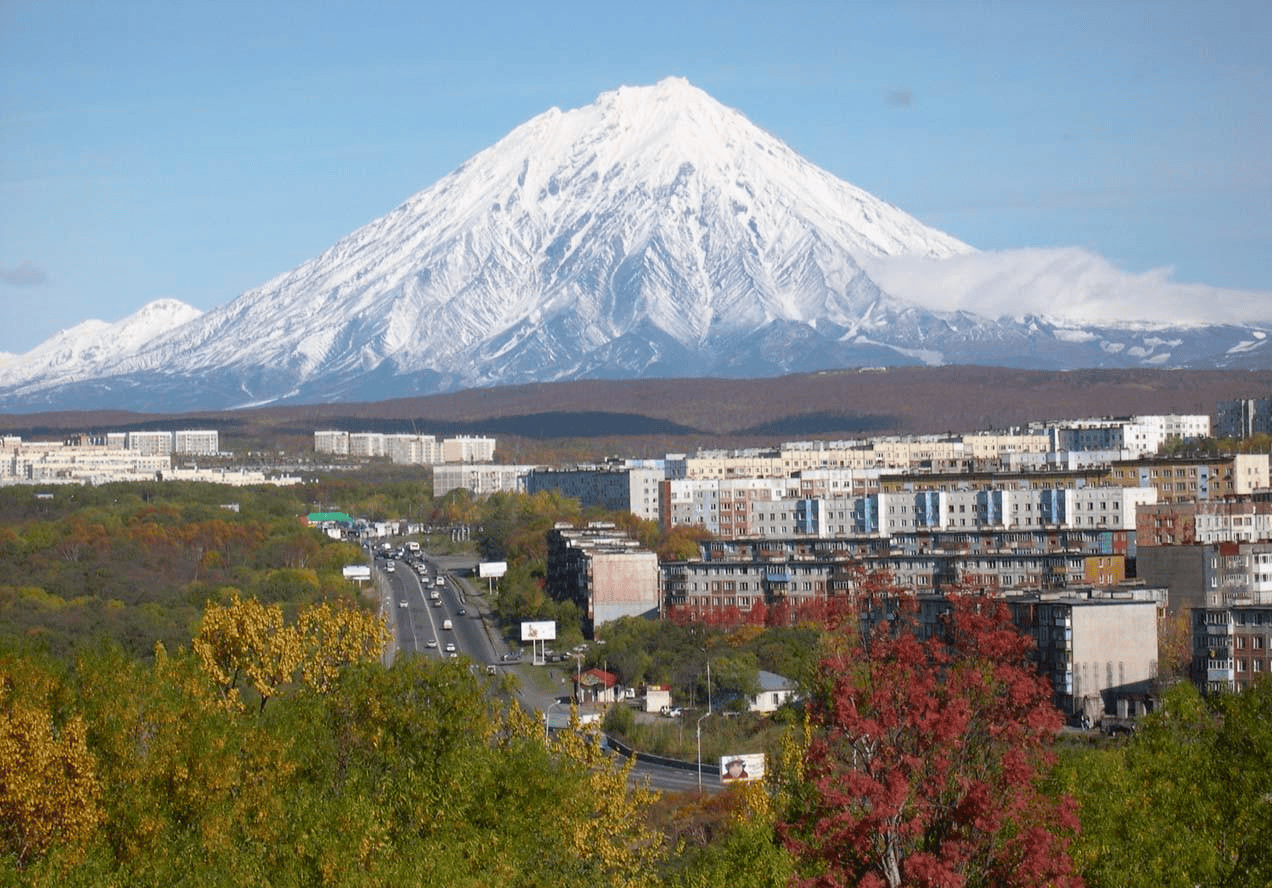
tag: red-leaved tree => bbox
[781,589,1082,888]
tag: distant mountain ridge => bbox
[3,78,1269,413]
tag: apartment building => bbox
[1195,604,1272,693]
[431,464,532,497]
[1008,590,1161,716]
[314,431,350,455]
[545,523,660,635]
[1216,397,1272,440]
[1039,414,1210,457]
[126,431,174,457]
[527,464,663,522]
[1138,499,1272,546]
[441,436,496,463]
[1109,453,1270,503]
[173,430,220,455]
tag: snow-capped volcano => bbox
[2,78,1268,412]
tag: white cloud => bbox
[862,247,1272,326]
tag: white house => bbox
[749,670,799,714]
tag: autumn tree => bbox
[781,591,1081,888]
[0,654,102,867]
[1060,680,1272,887]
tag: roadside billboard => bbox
[719,753,766,784]
[521,620,557,642]
[342,565,371,581]
[479,561,508,579]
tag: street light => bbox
[696,661,712,794]
[546,699,565,741]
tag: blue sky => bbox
[2,0,1270,354]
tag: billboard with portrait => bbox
[719,753,765,783]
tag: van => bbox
[442,619,453,631]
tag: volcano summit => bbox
[3,78,1268,412]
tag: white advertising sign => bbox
[479,561,508,579]
[343,565,371,581]
[521,620,557,642]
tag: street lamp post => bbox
[696,661,712,794]
[546,700,564,741]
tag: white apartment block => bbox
[1197,502,1272,544]
[1041,414,1211,458]
[315,430,477,465]
[126,431,174,457]
[314,430,350,455]
[432,464,532,497]
[674,485,1159,541]
[173,430,219,455]
[348,433,387,459]
[385,434,439,465]
[441,436,496,463]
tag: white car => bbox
[398,601,408,608]
[444,642,456,653]
[425,639,437,649]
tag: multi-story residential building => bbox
[348,433,387,459]
[441,436,496,464]
[1194,604,1272,693]
[527,464,664,522]
[1108,453,1269,503]
[878,466,1113,495]
[126,430,174,457]
[313,430,350,455]
[431,464,533,497]
[662,476,792,535]
[1039,414,1210,457]
[384,434,439,465]
[173,430,220,455]
[1216,397,1272,440]
[737,485,1156,540]
[546,523,660,636]
[1138,499,1272,546]
[1005,589,1161,717]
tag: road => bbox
[375,546,723,794]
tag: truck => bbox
[406,541,421,553]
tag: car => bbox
[425,639,437,649]
[398,601,408,608]
[432,599,442,607]
[457,607,467,616]
[444,642,456,653]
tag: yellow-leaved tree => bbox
[296,598,391,694]
[194,591,387,710]
[0,658,102,866]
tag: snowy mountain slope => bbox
[1,78,1269,413]
[0,299,202,390]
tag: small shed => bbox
[644,684,671,714]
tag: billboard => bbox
[479,561,508,579]
[719,753,766,784]
[342,565,371,581]
[521,620,557,642]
